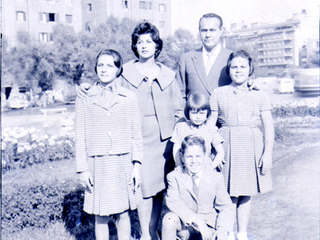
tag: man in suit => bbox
[177,13,232,101]
[162,135,233,240]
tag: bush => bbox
[1,180,79,236]
[2,127,75,173]
[2,179,143,239]
[272,101,320,118]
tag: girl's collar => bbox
[187,119,207,129]
[230,81,250,93]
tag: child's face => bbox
[136,33,157,60]
[189,109,208,126]
[182,145,205,174]
[229,57,250,86]
[96,54,119,85]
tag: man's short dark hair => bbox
[199,13,223,29]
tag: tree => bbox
[159,28,197,70]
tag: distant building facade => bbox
[223,10,319,76]
[2,0,171,46]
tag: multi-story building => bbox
[2,0,83,46]
[82,0,171,36]
[223,10,318,76]
[2,0,171,47]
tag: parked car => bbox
[276,78,295,94]
[7,94,29,109]
[291,68,320,95]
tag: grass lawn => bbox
[2,101,319,240]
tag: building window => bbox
[39,12,47,22]
[16,11,26,21]
[88,3,92,12]
[159,21,165,28]
[159,4,166,12]
[39,32,48,42]
[65,14,72,23]
[139,1,146,9]
[48,13,55,22]
[122,0,129,8]
[139,1,152,10]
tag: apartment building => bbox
[2,0,171,47]
[82,0,171,36]
[2,0,83,46]
[223,11,318,74]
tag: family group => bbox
[75,12,274,240]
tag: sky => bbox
[171,0,319,35]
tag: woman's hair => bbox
[95,49,123,77]
[226,50,254,77]
[184,93,211,120]
[180,135,206,156]
[131,21,163,59]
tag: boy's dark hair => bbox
[184,93,211,120]
[131,21,163,59]
[226,49,254,77]
[95,49,123,77]
[180,135,206,156]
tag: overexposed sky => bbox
[171,0,319,35]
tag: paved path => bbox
[248,142,320,240]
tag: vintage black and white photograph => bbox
[1,0,319,239]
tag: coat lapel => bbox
[191,49,210,94]
[207,48,229,92]
[90,84,120,110]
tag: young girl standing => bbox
[75,49,143,240]
[210,50,274,240]
[171,93,225,171]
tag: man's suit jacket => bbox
[165,166,233,231]
[177,47,232,100]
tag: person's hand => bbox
[193,217,213,240]
[213,226,228,240]
[258,152,272,175]
[248,79,259,90]
[211,157,223,172]
[175,164,184,173]
[78,82,92,98]
[130,162,142,192]
[79,171,93,192]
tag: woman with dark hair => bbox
[119,21,183,240]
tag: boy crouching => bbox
[162,135,233,240]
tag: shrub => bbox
[272,101,320,118]
[2,127,75,173]
[1,180,79,236]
